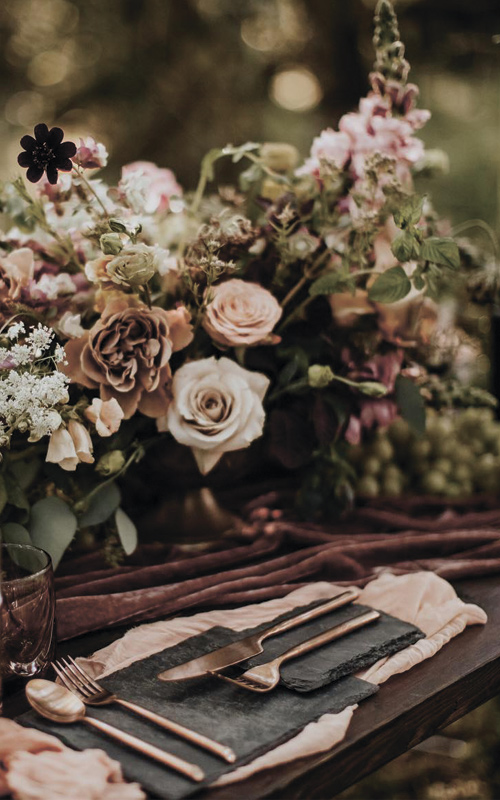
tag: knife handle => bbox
[259,588,360,644]
[276,609,381,668]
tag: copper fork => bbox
[214,609,381,692]
[52,655,236,763]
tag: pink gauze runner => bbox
[73,571,486,795]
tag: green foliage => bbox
[2,522,31,544]
[395,375,426,436]
[78,482,121,527]
[393,195,424,229]
[309,271,355,296]
[420,237,460,269]
[391,231,420,262]
[115,507,138,555]
[30,496,78,568]
[368,266,412,303]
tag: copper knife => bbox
[157,588,359,682]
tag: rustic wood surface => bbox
[3,576,499,800]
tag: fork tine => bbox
[58,658,94,698]
[66,655,103,691]
[52,661,86,698]
[210,671,268,692]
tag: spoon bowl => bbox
[25,679,204,782]
[26,679,85,722]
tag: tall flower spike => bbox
[18,124,76,185]
[372,0,410,84]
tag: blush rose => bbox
[166,356,270,474]
[203,279,282,347]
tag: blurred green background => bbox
[0,0,499,234]
[0,1,499,797]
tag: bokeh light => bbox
[270,65,323,112]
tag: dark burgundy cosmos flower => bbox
[18,124,76,185]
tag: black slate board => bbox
[19,598,422,800]
[243,602,425,692]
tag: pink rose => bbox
[84,398,124,437]
[203,279,282,347]
[119,161,182,214]
[46,421,94,471]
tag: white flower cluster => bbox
[0,323,69,445]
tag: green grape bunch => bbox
[348,408,500,498]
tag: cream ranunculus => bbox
[166,357,270,474]
[203,279,282,347]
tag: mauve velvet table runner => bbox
[55,495,500,641]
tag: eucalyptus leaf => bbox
[10,457,41,491]
[368,266,412,303]
[2,522,31,545]
[115,507,138,556]
[79,482,121,528]
[0,474,8,516]
[395,375,426,437]
[4,474,29,513]
[30,496,77,569]
[420,237,460,269]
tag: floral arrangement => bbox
[0,0,497,567]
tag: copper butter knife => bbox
[157,588,359,682]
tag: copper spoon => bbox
[25,679,204,782]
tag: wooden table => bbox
[3,576,500,800]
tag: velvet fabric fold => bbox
[55,498,500,641]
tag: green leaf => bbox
[115,508,137,556]
[79,482,121,528]
[420,237,460,269]
[9,458,41,491]
[393,195,424,228]
[4,474,30,515]
[30,496,77,569]
[413,273,425,291]
[0,474,8,516]
[368,267,412,303]
[395,375,426,437]
[391,231,420,263]
[309,272,355,296]
[2,522,31,545]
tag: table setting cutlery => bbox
[25,679,205,782]
[52,655,235,763]
[158,587,360,682]
[214,609,381,692]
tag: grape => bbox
[420,470,447,494]
[347,409,500,499]
[356,476,379,497]
[363,456,381,476]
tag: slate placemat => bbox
[19,598,422,800]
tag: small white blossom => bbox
[7,322,25,340]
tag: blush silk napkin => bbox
[72,571,486,795]
[0,718,145,800]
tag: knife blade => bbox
[157,588,359,682]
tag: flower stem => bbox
[73,166,110,217]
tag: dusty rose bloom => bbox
[84,397,124,437]
[73,137,108,170]
[203,279,282,347]
[64,299,193,418]
[46,421,94,471]
[0,248,35,300]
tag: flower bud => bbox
[108,218,128,233]
[308,364,334,389]
[106,244,157,286]
[100,233,123,256]
[96,449,126,476]
[357,381,389,398]
[260,143,299,173]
